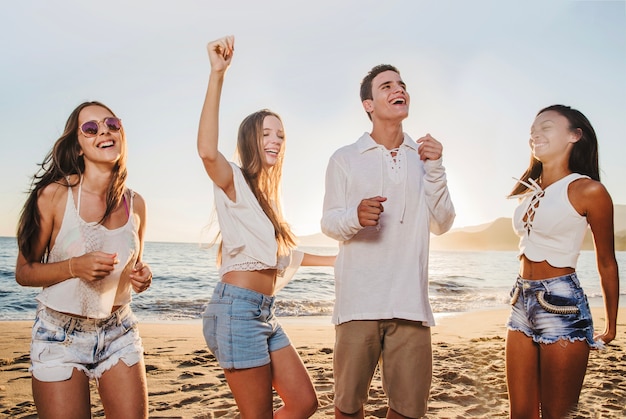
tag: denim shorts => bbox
[506,273,601,348]
[202,282,291,369]
[30,304,144,382]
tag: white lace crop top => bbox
[37,180,140,318]
[214,163,303,291]
[511,173,590,268]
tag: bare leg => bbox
[224,363,274,419]
[506,330,541,419]
[271,344,318,418]
[98,359,148,419]
[32,368,91,419]
[539,340,589,419]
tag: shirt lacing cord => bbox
[378,146,408,227]
[509,177,545,235]
[385,147,403,181]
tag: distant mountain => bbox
[298,232,338,248]
[301,205,626,251]
[430,217,518,251]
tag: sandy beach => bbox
[1,308,624,418]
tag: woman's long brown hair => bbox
[17,101,128,261]
[235,109,296,257]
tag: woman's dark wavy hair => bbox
[17,101,128,261]
[509,104,599,197]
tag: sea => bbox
[1,236,624,322]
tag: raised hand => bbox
[207,35,235,73]
[417,133,443,161]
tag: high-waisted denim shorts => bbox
[30,304,144,382]
[202,282,291,370]
[506,273,601,348]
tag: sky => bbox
[1,0,624,243]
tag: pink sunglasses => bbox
[79,117,122,137]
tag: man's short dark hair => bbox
[360,64,401,102]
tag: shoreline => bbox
[1,308,624,418]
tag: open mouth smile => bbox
[97,140,115,149]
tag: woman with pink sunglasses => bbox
[16,101,152,419]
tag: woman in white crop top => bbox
[197,36,335,417]
[505,105,619,418]
[15,101,153,418]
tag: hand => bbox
[71,252,118,282]
[207,35,235,73]
[357,196,387,227]
[130,261,153,294]
[417,133,443,161]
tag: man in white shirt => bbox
[321,64,455,419]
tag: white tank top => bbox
[512,173,589,268]
[37,180,140,318]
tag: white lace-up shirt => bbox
[321,133,455,326]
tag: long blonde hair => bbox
[235,109,296,256]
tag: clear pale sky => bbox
[1,0,624,243]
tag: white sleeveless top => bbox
[214,163,302,292]
[37,181,140,318]
[512,173,590,268]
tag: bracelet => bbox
[68,257,75,278]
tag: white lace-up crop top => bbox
[214,163,302,291]
[512,173,590,268]
[37,180,140,318]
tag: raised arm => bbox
[197,35,236,199]
[418,134,455,235]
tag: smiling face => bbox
[77,105,125,166]
[529,110,581,163]
[363,70,410,122]
[261,114,284,167]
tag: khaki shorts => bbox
[334,319,432,418]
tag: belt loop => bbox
[219,282,226,298]
[66,317,77,336]
[115,309,121,326]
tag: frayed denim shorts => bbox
[202,282,291,370]
[506,273,601,348]
[30,303,144,382]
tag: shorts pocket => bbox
[203,315,220,356]
[509,286,521,306]
[535,290,580,315]
[32,316,68,344]
[119,313,139,334]
[231,298,262,321]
